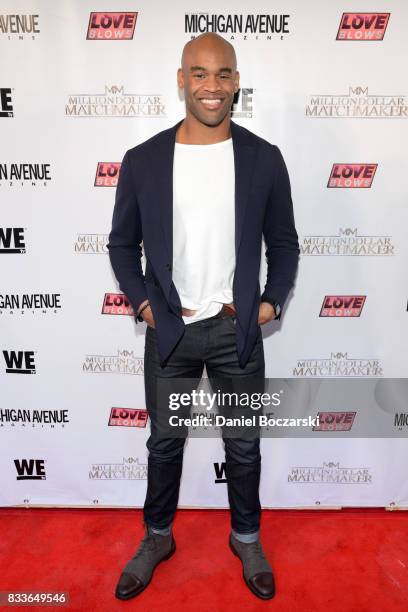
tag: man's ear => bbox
[177,68,184,89]
[234,70,240,93]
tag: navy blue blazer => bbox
[107,119,299,368]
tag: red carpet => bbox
[1,508,407,611]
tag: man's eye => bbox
[194,74,205,79]
[220,74,231,79]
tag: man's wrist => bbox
[261,296,281,319]
[136,299,150,321]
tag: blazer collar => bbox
[152,118,256,267]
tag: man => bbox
[108,32,299,601]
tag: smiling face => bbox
[177,34,240,127]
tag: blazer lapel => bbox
[154,119,183,269]
[154,118,256,274]
[230,120,256,257]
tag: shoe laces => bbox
[134,533,158,557]
[246,539,266,560]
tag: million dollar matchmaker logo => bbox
[65,85,165,118]
[74,234,108,254]
[89,457,147,480]
[292,351,383,377]
[301,228,394,256]
[288,461,372,484]
[306,86,408,118]
[82,350,144,375]
[185,13,290,39]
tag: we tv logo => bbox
[336,13,390,40]
[0,227,25,253]
[214,462,227,483]
[3,350,36,374]
[328,164,377,188]
[95,162,121,187]
[87,12,138,40]
[320,296,366,317]
[14,459,46,480]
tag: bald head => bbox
[177,33,240,129]
[181,33,237,71]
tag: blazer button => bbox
[166,263,172,271]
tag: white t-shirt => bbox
[172,137,235,324]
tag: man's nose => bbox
[204,74,221,91]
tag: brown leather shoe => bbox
[115,528,176,600]
[229,533,275,600]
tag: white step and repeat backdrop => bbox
[1,1,408,509]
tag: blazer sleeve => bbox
[261,145,300,315]
[107,150,148,320]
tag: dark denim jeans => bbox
[143,311,265,534]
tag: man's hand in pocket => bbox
[137,300,156,329]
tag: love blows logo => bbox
[108,408,148,428]
[328,164,377,188]
[336,13,390,41]
[313,412,356,432]
[87,12,138,40]
[320,296,366,317]
[102,293,134,315]
[95,162,121,187]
